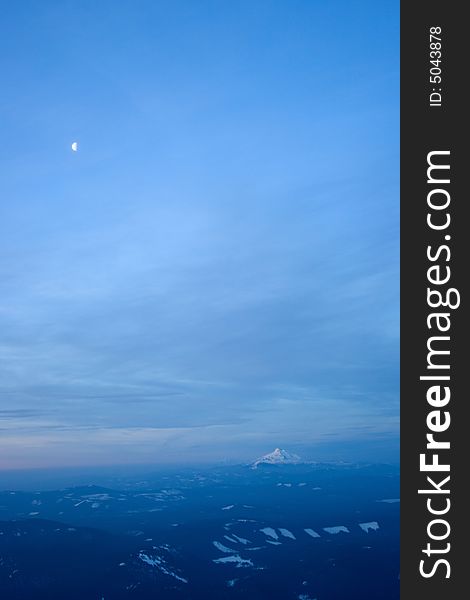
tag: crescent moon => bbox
[71,142,78,152]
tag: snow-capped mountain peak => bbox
[251,448,301,468]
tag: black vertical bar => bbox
[401,2,467,599]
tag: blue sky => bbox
[0,0,399,469]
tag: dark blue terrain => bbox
[0,463,399,599]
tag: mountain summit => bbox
[251,448,302,468]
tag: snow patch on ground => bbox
[232,534,251,545]
[224,535,238,544]
[359,521,379,533]
[260,527,279,540]
[323,526,350,534]
[82,493,112,501]
[237,519,256,523]
[279,528,296,540]
[213,541,235,553]
[213,555,253,568]
[139,552,188,583]
[304,528,321,538]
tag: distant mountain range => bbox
[251,448,302,468]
